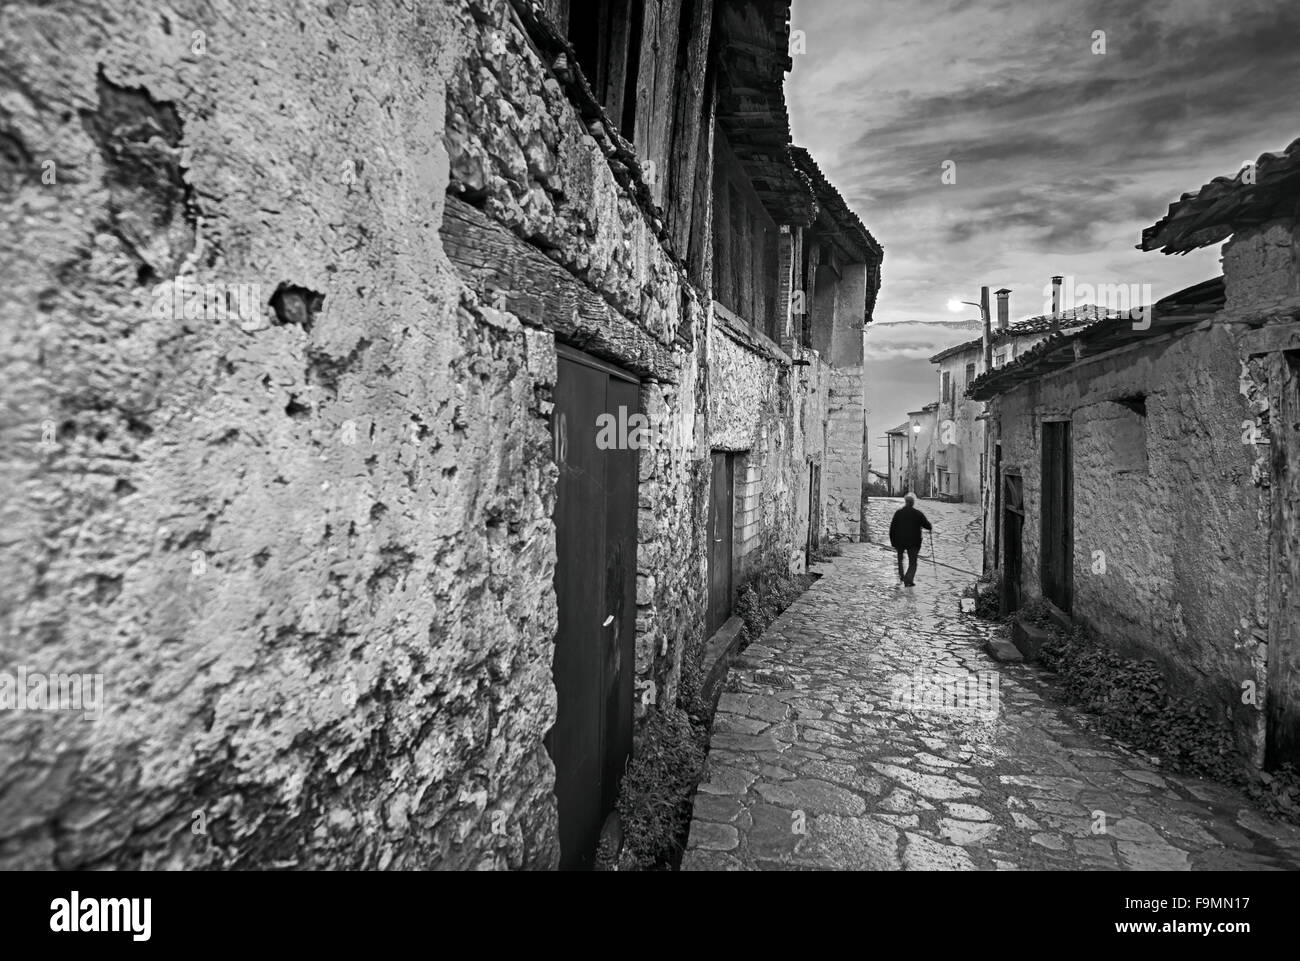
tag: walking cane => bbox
[928,528,937,576]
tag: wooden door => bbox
[548,346,639,869]
[806,462,821,566]
[706,452,734,637]
[1002,472,1023,615]
[1040,421,1073,613]
[992,442,1002,568]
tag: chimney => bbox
[980,285,991,371]
[1051,275,1063,323]
[995,288,1011,330]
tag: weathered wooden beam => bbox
[1241,321,1300,356]
[712,145,731,304]
[604,0,634,129]
[686,82,715,290]
[666,0,715,260]
[439,196,681,382]
[634,0,683,210]
[713,299,791,366]
[739,192,755,320]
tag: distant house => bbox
[928,282,1110,505]
[967,136,1300,770]
[905,402,938,497]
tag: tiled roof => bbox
[885,420,911,435]
[928,305,1108,363]
[1140,137,1300,254]
[967,277,1226,400]
[788,148,881,257]
[789,146,884,322]
[715,1,818,227]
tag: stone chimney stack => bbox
[1051,275,1063,323]
[995,288,1011,330]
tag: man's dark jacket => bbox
[889,504,932,551]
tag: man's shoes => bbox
[903,581,914,588]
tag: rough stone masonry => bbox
[0,0,877,869]
[0,0,572,870]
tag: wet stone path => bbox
[682,498,1300,871]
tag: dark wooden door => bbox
[806,462,821,566]
[706,452,734,637]
[601,376,638,818]
[548,346,638,869]
[1040,421,1073,613]
[992,441,1002,567]
[1002,472,1023,615]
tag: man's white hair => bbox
[904,492,916,505]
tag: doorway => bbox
[1040,420,1073,613]
[1002,471,1023,615]
[707,452,736,637]
[992,440,1002,571]
[548,345,638,869]
[806,461,821,568]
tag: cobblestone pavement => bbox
[682,497,1300,871]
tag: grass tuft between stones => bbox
[606,562,818,869]
[1034,616,1300,825]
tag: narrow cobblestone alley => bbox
[683,498,1300,871]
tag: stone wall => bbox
[1222,220,1300,314]
[1221,217,1300,766]
[0,0,879,868]
[0,0,562,870]
[0,0,715,871]
[708,321,804,584]
[936,350,983,503]
[991,324,1266,757]
[825,367,865,538]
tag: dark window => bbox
[568,0,643,141]
[941,371,952,405]
[965,362,976,387]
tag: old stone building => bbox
[883,421,909,496]
[905,401,938,499]
[928,284,1109,505]
[968,137,1300,769]
[0,0,879,870]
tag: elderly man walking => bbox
[889,493,932,588]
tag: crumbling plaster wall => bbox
[0,0,707,872]
[994,325,1266,756]
[1222,216,1300,766]
[1,0,571,870]
[1222,219,1300,316]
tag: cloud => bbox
[787,0,1299,326]
[865,319,983,362]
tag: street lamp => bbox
[948,286,993,373]
[948,296,987,320]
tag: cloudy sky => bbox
[785,0,1300,447]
